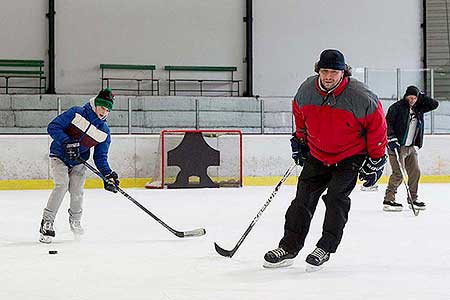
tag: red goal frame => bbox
[148,129,243,189]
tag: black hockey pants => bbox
[279,154,365,254]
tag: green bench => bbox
[100,64,159,95]
[164,65,241,96]
[0,59,46,94]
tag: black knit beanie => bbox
[317,49,346,71]
[404,86,420,98]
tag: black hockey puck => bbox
[48,250,58,255]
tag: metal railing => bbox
[0,67,449,135]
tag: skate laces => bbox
[43,221,54,231]
[269,247,288,258]
[310,247,328,260]
[70,220,82,228]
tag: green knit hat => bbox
[95,88,114,110]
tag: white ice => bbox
[1,183,449,300]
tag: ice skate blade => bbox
[305,263,323,273]
[71,229,84,235]
[263,259,294,269]
[409,204,426,211]
[70,228,85,236]
[383,205,403,212]
[361,185,378,192]
[39,234,52,244]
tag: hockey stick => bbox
[80,159,206,237]
[214,163,298,258]
[394,149,419,216]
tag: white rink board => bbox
[1,135,450,181]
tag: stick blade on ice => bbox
[180,228,206,238]
[214,242,235,257]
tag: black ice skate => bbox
[263,247,297,268]
[69,218,84,236]
[305,247,330,272]
[383,200,403,212]
[39,219,55,244]
[409,200,426,211]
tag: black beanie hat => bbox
[95,88,114,110]
[317,49,346,70]
[404,85,420,98]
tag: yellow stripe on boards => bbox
[0,175,449,190]
[0,179,53,190]
[0,178,150,190]
[244,175,450,186]
[243,176,299,186]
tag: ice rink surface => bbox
[1,183,449,300]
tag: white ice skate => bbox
[39,234,53,244]
[39,220,55,244]
[69,218,85,238]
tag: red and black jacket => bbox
[293,76,387,165]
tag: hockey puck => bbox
[48,250,58,255]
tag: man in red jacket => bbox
[263,49,387,271]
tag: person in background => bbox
[383,85,439,212]
[263,49,387,271]
[39,88,120,243]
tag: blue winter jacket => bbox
[48,98,113,176]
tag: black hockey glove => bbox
[104,171,120,193]
[359,155,387,187]
[387,137,400,152]
[290,135,309,166]
[63,140,80,161]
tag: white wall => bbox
[254,0,423,97]
[1,1,422,96]
[55,0,245,94]
[0,0,47,61]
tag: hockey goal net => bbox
[145,129,243,189]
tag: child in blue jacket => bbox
[39,88,119,243]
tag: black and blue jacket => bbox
[48,98,113,176]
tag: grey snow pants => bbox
[42,157,87,222]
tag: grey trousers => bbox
[42,157,87,222]
[384,146,421,202]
